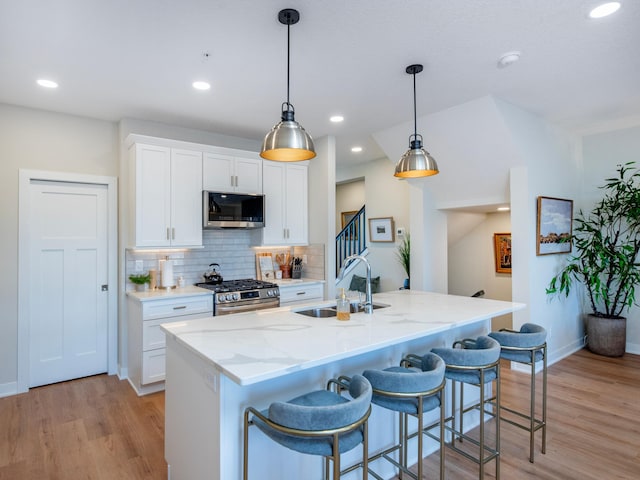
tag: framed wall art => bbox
[341,210,359,240]
[537,196,573,255]
[369,217,395,242]
[494,233,512,274]
[341,211,358,229]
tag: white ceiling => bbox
[1,1,639,167]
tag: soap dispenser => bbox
[336,288,350,321]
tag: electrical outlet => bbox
[134,260,143,272]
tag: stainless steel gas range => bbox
[195,279,280,316]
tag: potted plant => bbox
[546,162,640,356]
[396,234,411,289]
[129,273,151,292]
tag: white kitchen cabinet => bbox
[203,151,262,194]
[278,281,324,306]
[127,292,213,395]
[129,143,203,248]
[262,161,308,245]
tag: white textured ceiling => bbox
[1,0,639,166]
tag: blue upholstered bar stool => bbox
[432,336,501,480]
[488,323,547,463]
[243,374,372,480]
[361,352,446,480]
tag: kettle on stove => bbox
[203,263,224,284]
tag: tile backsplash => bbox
[125,230,325,291]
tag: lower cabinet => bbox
[279,281,324,306]
[127,293,213,395]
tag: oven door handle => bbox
[215,299,280,316]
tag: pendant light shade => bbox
[261,9,315,162]
[394,64,439,178]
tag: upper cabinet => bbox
[262,161,308,246]
[203,152,262,194]
[129,143,203,248]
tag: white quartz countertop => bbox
[161,290,525,386]
[126,285,213,301]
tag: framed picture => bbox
[256,253,275,281]
[369,217,395,242]
[341,211,358,229]
[341,210,359,240]
[494,233,512,274]
[536,196,573,255]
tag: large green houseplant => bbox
[547,162,640,356]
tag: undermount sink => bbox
[295,307,337,318]
[294,302,390,318]
[347,302,390,313]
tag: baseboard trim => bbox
[626,342,640,355]
[0,381,18,398]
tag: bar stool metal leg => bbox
[489,324,548,463]
[362,352,446,480]
[433,336,501,480]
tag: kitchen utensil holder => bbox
[292,265,302,279]
[280,264,292,279]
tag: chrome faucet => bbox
[337,254,373,314]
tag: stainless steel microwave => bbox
[203,191,265,229]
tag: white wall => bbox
[448,212,512,298]
[448,211,512,329]
[336,179,365,233]
[582,125,640,353]
[337,158,410,293]
[497,100,583,362]
[0,103,118,394]
[373,96,584,363]
[308,136,336,300]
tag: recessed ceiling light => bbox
[497,51,521,69]
[330,115,344,123]
[36,79,58,89]
[589,2,621,18]
[497,206,510,211]
[351,146,363,153]
[192,81,211,91]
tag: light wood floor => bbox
[1,349,639,479]
[0,375,166,479]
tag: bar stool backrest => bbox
[269,374,372,431]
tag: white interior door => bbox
[28,180,109,388]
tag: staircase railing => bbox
[336,206,366,275]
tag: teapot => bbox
[203,263,223,284]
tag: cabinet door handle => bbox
[166,227,170,240]
[234,175,238,187]
[173,305,187,310]
[296,291,306,295]
[172,228,175,240]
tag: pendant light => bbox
[260,8,315,162]
[394,64,439,178]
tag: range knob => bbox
[266,290,273,297]
[225,294,232,301]
[217,294,226,303]
[233,293,240,301]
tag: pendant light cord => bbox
[286,21,291,107]
[412,71,417,139]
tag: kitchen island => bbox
[161,289,525,480]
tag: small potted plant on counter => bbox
[129,273,151,292]
[546,162,640,357]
